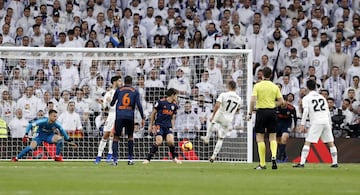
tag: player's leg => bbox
[209,123,229,162]
[294,124,322,167]
[321,124,338,167]
[105,118,115,162]
[50,134,65,161]
[125,119,135,165]
[111,119,122,165]
[201,121,216,144]
[275,124,283,162]
[95,131,111,164]
[143,135,163,164]
[279,131,290,162]
[14,139,39,161]
[165,132,181,164]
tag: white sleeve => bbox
[300,98,308,125]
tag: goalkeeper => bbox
[11,109,76,162]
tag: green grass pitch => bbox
[1,161,359,195]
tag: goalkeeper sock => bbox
[56,139,64,156]
[205,122,215,140]
[169,145,177,158]
[257,142,266,167]
[108,137,113,154]
[112,141,119,161]
[147,144,158,161]
[300,145,310,165]
[211,139,223,159]
[330,146,338,165]
[270,140,277,160]
[17,146,33,159]
[128,140,134,160]
[97,139,107,157]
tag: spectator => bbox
[324,66,347,107]
[16,86,42,122]
[8,108,28,138]
[0,90,16,124]
[58,101,83,138]
[8,67,27,101]
[196,70,216,102]
[60,57,80,91]
[167,67,191,96]
[175,101,201,139]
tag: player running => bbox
[95,76,122,164]
[201,81,242,162]
[143,88,182,164]
[293,80,338,168]
[11,109,76,162]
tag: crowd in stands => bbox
[0,0,359,139]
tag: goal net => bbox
[0,47,253,163]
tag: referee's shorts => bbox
[254,108,278,134]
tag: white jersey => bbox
[214,91,242,123]
[301,91,331,125]
[103,89,116,119]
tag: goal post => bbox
[0,47,253,163]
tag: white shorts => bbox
[213,115,231,139]
[306,124,334,143]
[104,116,115,132]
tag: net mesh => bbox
[0,47,252,162]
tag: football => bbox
[182,141,193,151]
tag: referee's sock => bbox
[270,140,278,160]
[257,142,266,167]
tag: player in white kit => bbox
[293,79,338,168]
[201,81,242,162]
[95,76,122,164]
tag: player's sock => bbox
[205,122,215,140]
[300,145,310,165]
[128,140,134,161]
[108,137,113,154]
[211,139,223,159]
[112,140,119,162]
[330,146,338,165]
[270,140,277,160]
[147,144,158,161]
[17,146,33,159]
[56,139,64,156]
[97,139,107,157]
[257,142,266,167]
[169,145,177,158]
[278,144,285,159]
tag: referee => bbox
[248,67,284,170]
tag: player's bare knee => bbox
[30,142,37,150]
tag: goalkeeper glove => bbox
[22,133,29,143]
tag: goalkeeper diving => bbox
[11,109,77,162]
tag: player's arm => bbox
[171,114,176,130]
[148,108,157,133]
[135,90,146,127]
[248,95,256,119]
[55,122,70,141]
[300,99,309,132]
[23,118,45,142]
[110,89,119,107]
